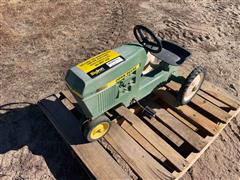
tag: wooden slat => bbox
[197,90,230,109]
[191,95,231,123]
[119,120,167,162]
[142,98,207,151]
[131,93,198,132]
[156,109,207,151]
[166,81,231,123]
[148,101,207,151]
[105,123,173,179]
[115,106,189,171]
[174,105,240,180]
[156,91,219,135]
[165,107,198,132]
[38,96,130,180]
[61,98,75,110]
[61,91,77,104]
[201,81,240,110]
[143,116,185,147]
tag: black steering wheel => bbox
[133,25,162,53]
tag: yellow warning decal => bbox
[97,64,140,91]
[76,50,120,73]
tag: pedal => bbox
[142,106,156,119]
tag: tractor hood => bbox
[65,43,146,98]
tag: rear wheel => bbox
[178,66,206,105]
[83,115,111,142]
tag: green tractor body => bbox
[65,43,177,119]
[65,25,205,141]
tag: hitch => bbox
[132,98,156,118]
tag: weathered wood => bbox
[197,90,230,110]
[38,96,130,180]
[156,110,207,151]
[164,106,198,132]
[142,98,207,151]
[201,81,240,110]
[61,97,75,110]
[191,95,230,123]
[38,75,240,180]
[174,106,240,180]
[166,81,231,123]
[61,91,77,104]
[151,103,207,151]
[143,116,185,147]
[119,120,167,162]
[115,106,189,172]
[105,123,174,179]
[156,90,219,135]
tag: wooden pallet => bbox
[38,80,240,180]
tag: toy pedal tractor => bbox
[65,25,205,142]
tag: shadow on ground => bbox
[0,103,88,179]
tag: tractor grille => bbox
[96,86,117,114]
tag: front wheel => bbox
[177,66,206,105]
[83,115,111,142]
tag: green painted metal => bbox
[65,43,179,119]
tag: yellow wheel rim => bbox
[90,122,109,140]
